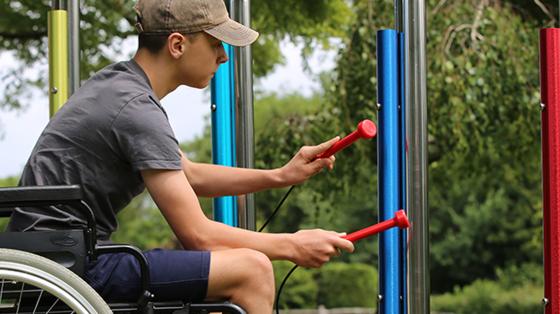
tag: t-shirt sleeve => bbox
[111,94,182,171]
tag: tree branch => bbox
[533,0,557,25]
[470,0,487,49]
[431,0,449,16]
[0,31,46,40]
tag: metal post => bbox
[394,0,404,32]
[211,43,238,226]
[404,0,430,313]
[540,27,560,314]
[377,29,401,314]
[395,3,408,312]
[68,0,80,95]
[210,1,238,226]
[398,32,408,314]
[233,0,256,231]
[49,0,69,116]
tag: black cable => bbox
[256,185,298,313]
[275,264,299,314]
[258,185,296,232]
[255,185,302,313]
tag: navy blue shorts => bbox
[85,249,211,302]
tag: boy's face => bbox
[177,32,228,88]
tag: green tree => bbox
[426,0,543,291]
[0,0,351,110]
[184,0,553,294]
[5,0,558,300]
[111,0,557,295]
[326,0,548,292]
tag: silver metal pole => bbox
[233,0,256,231]
[68,0,80,95]
[51,0,66,9]
[395,0,404,31]
[404,0,430,313]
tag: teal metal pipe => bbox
[211,43,238,226]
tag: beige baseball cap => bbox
[133,0,259,47]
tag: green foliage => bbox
[0,0,353,110]
[251,0,352,74]
[431,279,543,314]
[316,262,377,308]
[249,91,379,264]
[426,0,543,292]
[0,176,18,187]
[111,192,177,250]
[0,176,18,231]
[2,0,557,306]
[320,0,548,293]
[273,261,377,310]
[274,261,318,309]
[495,262,543,287]
[0,0,136,110]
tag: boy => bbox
[8,0,354,312]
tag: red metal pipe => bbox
[540,27,560,314]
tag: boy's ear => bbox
[168,33,186,59]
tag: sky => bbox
[0,40,336,178]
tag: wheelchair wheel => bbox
[0,248,111,313]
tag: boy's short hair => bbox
[137,32,201,54]
[138,33,169,54]
[134,0,259,47]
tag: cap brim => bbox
[204,18,259,47]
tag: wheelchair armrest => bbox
[0,185,83,217]
[0,185,83,210]
[95,244,153,306]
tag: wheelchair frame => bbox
[0,185,246,314]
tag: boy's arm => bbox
[182,137,339,197]
[141,168,354,268]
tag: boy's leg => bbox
[206,248,275,313]
[86,249,212,302]
[85,247,275,311]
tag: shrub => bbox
[316,262,377,308]
[432,279,542,314]
[274,261,318,309]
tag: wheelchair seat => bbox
[0,185,246,314]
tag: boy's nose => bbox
[218,45,228,64]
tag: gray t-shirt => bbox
[7,60,182,240]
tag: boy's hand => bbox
[278,137,340,186]
[288,229,355,268]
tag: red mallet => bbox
[316,119,377,159]
[343,210,410,243]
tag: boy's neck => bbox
[133,50,178,100]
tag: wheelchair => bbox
[0,185,246,314]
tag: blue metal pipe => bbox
[211,43,238,226]
[377,29,401,314]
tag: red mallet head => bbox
[394,210,410,228]
[357,119,377,139]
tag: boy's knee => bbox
[234,249,274,302]
[238,248,274,280]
